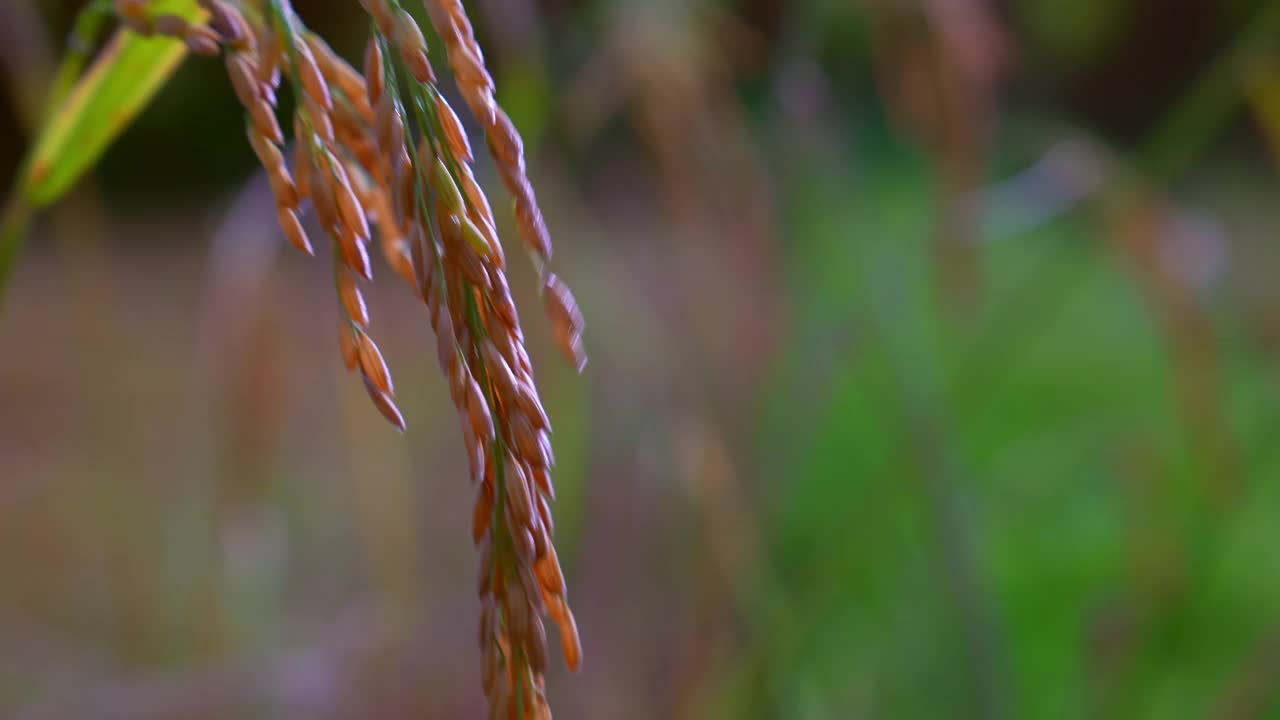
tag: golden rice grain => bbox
[504,583,530,641]
[465,377,495,446]
[480,640,498,695]
[304,94,336,143]
[478,597,495,648]
[246,124,283,167]
[530,517,548,559]
[486,275,520,330]
[277,207,314,256]
[459,215,494,258]
[487,679,510,720]
[552,601,581,671]
[504,457,534,527]
[392,8,435,83]
[225,55,262,109]
[430,159,465,215]
[473,482,494,544]
[458,166,496,231]
[534,546,565,596]
[266,167,298,210]
[355,329,392,395]
[447,43,494,103]
[184,27,222,58]
[205,0,250,52]
[474,214,504,268]
[535,492,554,538]
[338,319,359,371]
[336,268,369,327]
[358,0,396,36]
[530,460,555,498]
[435,94,474,162]
[340,232,374,281]
[513,383,550,430]
[543,273,587,371]
[509,412,551,470]
[486,109,525,175]
[531,693,552,720]
[513,193,553,261]
[309,37,371,117]
[364,38,385,105]
[374,93,406,156]
[248,101,284,145]
[438,214,491,290]
[527,616,549,674]
[463,421,486,484]
[478,339,518,399]
[308,155,341,230]
[294,41,332,112]
[361,373,406,431]
[256,32,283,85]
[385,238,417,287]
[326,152,371,240]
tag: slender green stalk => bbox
[0,0,201,308]
[0,0,111,309]
[1139,0,1280,178]
[0,198,34,308]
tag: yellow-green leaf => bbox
[22,0,207,207]
[1245,58,1280,169]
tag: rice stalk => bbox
[112,1,586,715]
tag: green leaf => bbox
[22,0,206,207]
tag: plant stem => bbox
[0,197,33,310]
[1139,0,1280,178]
[0,0,118,311]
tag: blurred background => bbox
[3,0,1280,718]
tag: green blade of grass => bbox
[0,1,205,307]
[22,0,206,207]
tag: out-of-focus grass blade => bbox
[1245,57,1280,169]
[22,0,206,207]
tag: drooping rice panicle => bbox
[113,1,587,713]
